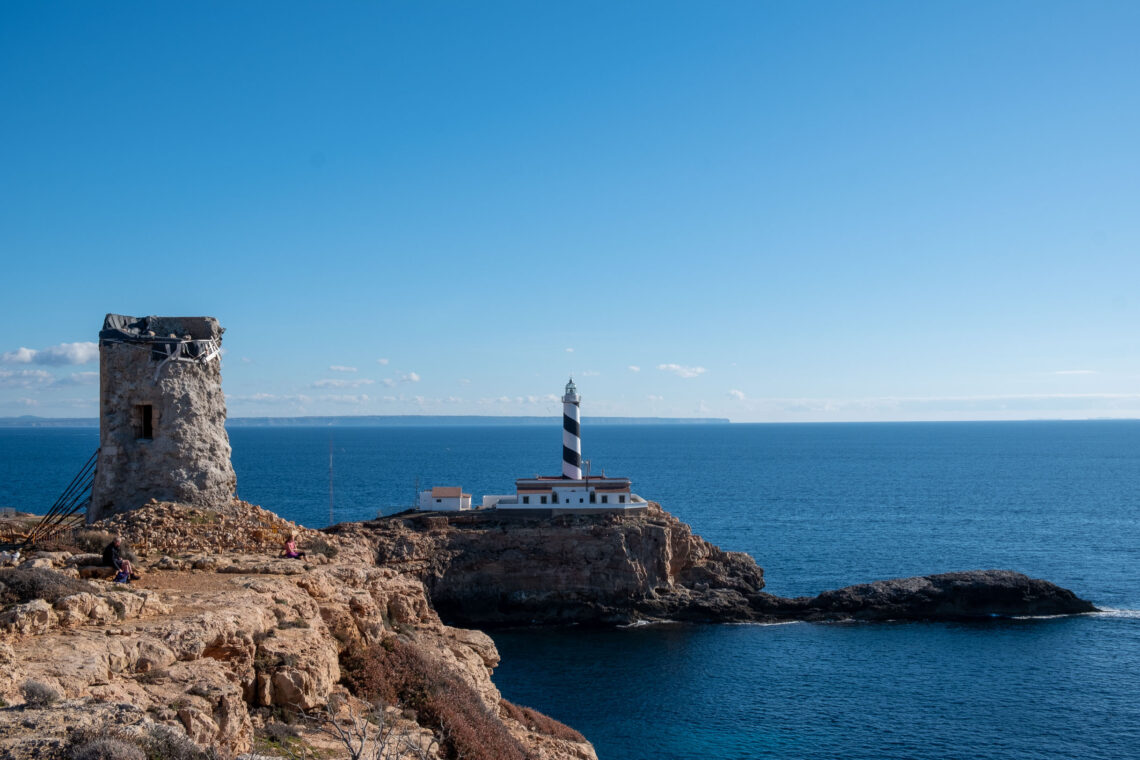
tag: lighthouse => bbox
[479,378,648,512]
[562,377,582,479]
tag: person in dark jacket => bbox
[102,536,135,580]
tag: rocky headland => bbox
[0,499,1095,759]
[333,502,1096,626]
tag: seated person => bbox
[102,536,135,581]
[281,534,306,559]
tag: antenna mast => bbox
[328,433,334,527]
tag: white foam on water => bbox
[618,618,678,628]
[727,619,805,627]
[1088,608,1140,619]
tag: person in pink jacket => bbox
[281,534,306,559]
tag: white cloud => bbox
[240,357,253,364]
[1,342,99,365]
[697,400,710,414]
[319,394,371,404]
[647,394,664,402]
[628,365,641,373]
[401,372,421,383]
[459,378,471,384]
[0,369,54,388]
[1053,370,1097,375]
[57,371,99,386]
[377,358,390,365]
[329,365,358,373]
[444,396,463,404]
[227,393,312,405]
[728,389,746,401]
[581,370,600,377]
[380,378,397,387]
[1,348,36,363]
[311,378,375,388]
[657,363,707,379]
[565,348,574,353]
[16,397,38,407]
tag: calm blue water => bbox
[2,421,1139,759]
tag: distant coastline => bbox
[0,414,731,428]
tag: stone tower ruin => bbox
[88,314,237,522]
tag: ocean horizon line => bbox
[1,414,1138,428]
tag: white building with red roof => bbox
[417,485,472,512]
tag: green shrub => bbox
[340,637,529,760]
[277,618,310,630]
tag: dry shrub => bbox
[340,637,530,760]
[141,723,207,760]
[1,567,95,604]
[134,668,170,685]
[75,529,115,554]
[308,536,338,559]
[70,737,146,760]
[67,724,206,760]
[500,699,586,743]
[21,678,61,706]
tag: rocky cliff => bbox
[337,503,1095,626]
[331,502,766,626]
[0,501,597,760]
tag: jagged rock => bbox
[1,599,57,634]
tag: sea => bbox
[2,421,1138,760]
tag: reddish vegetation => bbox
[500,699,586,743]
[340,637,530,760]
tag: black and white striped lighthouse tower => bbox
[562,377,582,479]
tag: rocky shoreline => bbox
[0,499,1096,758]
[334,502,1096,627]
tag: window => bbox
[541,496,547,504]
[552,493,558,504]
[619,495,625,503]
[436,499,441,503]
[133,404,153,440]
[579,498,584,503]
[601,495,608,504]
[589,492,596,503]
[522,496,530,505]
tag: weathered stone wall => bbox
[89,316,236,522]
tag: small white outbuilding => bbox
[418,486,472,512]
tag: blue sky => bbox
[2,1,1138,422]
